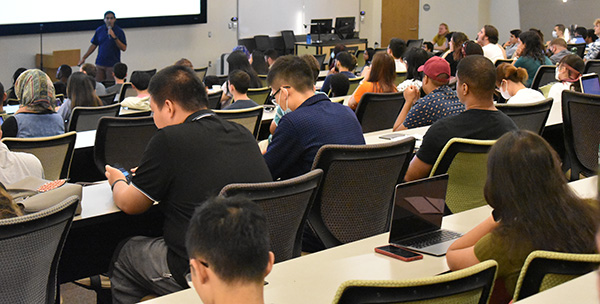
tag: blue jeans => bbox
[110,236,183,304]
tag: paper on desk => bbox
[405,196,445,214]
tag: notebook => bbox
[580,73,600,95]
[388,174,462,256]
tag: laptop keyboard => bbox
[400,230,462,249]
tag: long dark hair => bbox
[485,130,598,254]
[227,51,262,88]
[519,31,547,64]
[67,72,101,109]
[404,47,430,80]
[451,32,469,61]
[368,53,396,93]
[251,50,269,75]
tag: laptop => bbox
[388,174,462,256]
[580,73,600,95]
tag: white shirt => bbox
[0,142,44,185]
[507,88,546,104]
[397,79,422,93]
[482,43,505,63]
[394,58,407,73]
[547,82,573,122]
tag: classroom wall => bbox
[359,0,383,48]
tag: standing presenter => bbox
[78,11,127,81]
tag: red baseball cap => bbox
[418,56,451,83]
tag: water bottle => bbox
[306,34,312,44]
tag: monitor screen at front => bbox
[310,19,333,35]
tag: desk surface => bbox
[515,271,598,303]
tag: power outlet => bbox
[208,61,212,67]
[208,31,212,38]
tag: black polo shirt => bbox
[131,109,272,286]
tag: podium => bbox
[35,49,80,82]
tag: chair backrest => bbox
[98,92,117,105]
[67,103,121,132]
[495,58,515,67]
[513,250,600,301]
[567,43,586,58]
[347,76,364,95]
[219,169,323,262]
[118,82,137,102]
[530,65,557,90]
[333,260,498,304]
[247,87,272,105]
[213,106,264,139]
[131,69,157,78]
[309,138,415,248]
[254,35,273,52]
[430,138,497,214]
[583,59,600,75]
[93,116,157,173]
[355,92,405,133]
[194,67,208,81]
[346,46,359,55]
[406,39,424,49]
[561,90,600,180]
[0,195,78,304]
[281,30,296,54]
[314,54,326,70]
[394,72,407,86]
[207,90,222,109]
[355,50,366,71]
[2,131,77,180]
[100,80,115,87]
[495,98,553,134]
[257,74,268,87]
[374,47,387,54]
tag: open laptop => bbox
[580,73,600,95]
[387,174,462,256]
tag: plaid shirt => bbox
[585,38,600,60]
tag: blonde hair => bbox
[496,63,528,86]
[0,187,22,219]
[595,19,600,26]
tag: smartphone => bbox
[114,165,132,183]
[375,245,423,262]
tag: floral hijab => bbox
[15,69,56,113]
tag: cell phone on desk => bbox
[379,133,410,141]
[375,245,423,262]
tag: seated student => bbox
[1,69,65,138]
[57,72,102,124]
[0,129,43,185]
[363,47,376,67]
[397,47,431,92]
[54,64,72,97]
[585,28,598,53]
[503,29,521,59]
[264,49,279,68]
[0,185,23,219]
[222,70,260,110]
[105,62,128,98]
[446,130,599,303]
[432,23,450,52]
[570,26,587,44]
[5,67,27,103]
[441,32,469,77]
[250,50,269,75]
[477,25,507,63]
[319,51,357,94]
[422,41,434,55]
[105,65,272,303]
[348,53,398,110]
[394,56,463,131]
[404,55,517,181]
[80,63,107,96]
[548,38,571,65]
[220,51,262,108]
[550,24,570,43]
[496,63,545,104]
[585,18,600,61]
[514,31,552,87]
[327,44,347,72]
[388,38,408,72]
[548,54,584,105]
[463,41,484,56]
[121,72,152,111]
[186,196,274,304]
[264,56,364,180]
[329,73,350,97]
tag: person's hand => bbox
[328,66,337,75]
[403,85,420,105]
[361,66,371,82]
[105,164,126,186]
[77,58,85,66]
[108,28,116,39]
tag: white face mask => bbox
[552,30,558,38]
[500,81,512,100]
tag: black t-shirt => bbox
[416,109,518,165]
[131,109,272,286]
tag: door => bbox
[381,0,420,47]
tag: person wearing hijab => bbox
[1,69,65,138]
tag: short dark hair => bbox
[57,64,72,80]
[484,25,499,44]
[148,65,208,111]
[130,71,151,91]
[267,56,314,92]
[555,24,565,33]
[575,27,587,39]
[457,55,496,99]
[423,42,434,52]
[463,41,484,56]
[335,51,357,70]
[186,196,270,284]
[113,63,128,79]
[12,67,27,84]
[510,29,522,38]
[80,63,97,78]
[329,73,350,97]
[550,38,567,48]
[104,11,115,18]
[264,49,279,61]
[228,70,251,94]
[587,29,598,41]
[388,38,407,59]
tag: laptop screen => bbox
[388,174,449,244]
[580,74,600,95]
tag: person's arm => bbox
[404,156,432,181]
[1,116,18,138]
[105,165,153,214]
[108,28,127,52]
[446,215,498,270]
[348,82,369,110]
[78,44,98,66]
[393,85,420,131]
[263,117,302,179]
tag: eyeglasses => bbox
[270,86,290,105]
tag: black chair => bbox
[308,138,415,249]
[131,69,157,78]
[98,92,117,105]
[93,116,157,173]
[194,67,208,81]
[561,90,600,180]
[406,39,424,49]
[100,80,115,88]
[346,46,359,55]
[495,98,553,135]
[214,106,264,139]
[67,103,121,132]
[207,90,222,109]
[583,59,600,75]
[216,75,229,86]
[254,35,273,52]
[0,195,78,304]
[495,59,515,67]
[281,30,296,55]
[314,54,326,70]
[219,169,323,262]
[374,47,387,54]
[355,92,405,133]
[118,82,137,102]
[530,65,557,90]
[567,43,586,58]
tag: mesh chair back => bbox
[431,138,496,213]
[67,103,121,132]
[194,67,208,81]
[530,65,557,90]
[407,39,424,49]
[131,69,157,78]
[346,46,359,55]
[495,59,515,67]
[254,35,273,52]
[118,83,137,102]
[355,50,366,71]
[94,116,157,173]
[347,76,364,95]
[314,54,326,70]
[214,106,264,139]
[355,92,405,133]
[567,43,586,58]
[561,90,600,180]
[216,75,229,86]
[309,138,415,248]
[0,196,78,304]
[2,131,76,180]
[394,72,407,86]
[207,90,222,109]
[100,80,115,87]
[281,30,296,55]
[98,93,117,105]
[513,250,600,301]
[247,87,272,105]
[496,98,553,134]
[257,74,268,87]
[583,59,600,75]
[219,169,323,262]
[333,260,498,304]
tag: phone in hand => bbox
[114,165,132,183]
[375,245,423,262]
